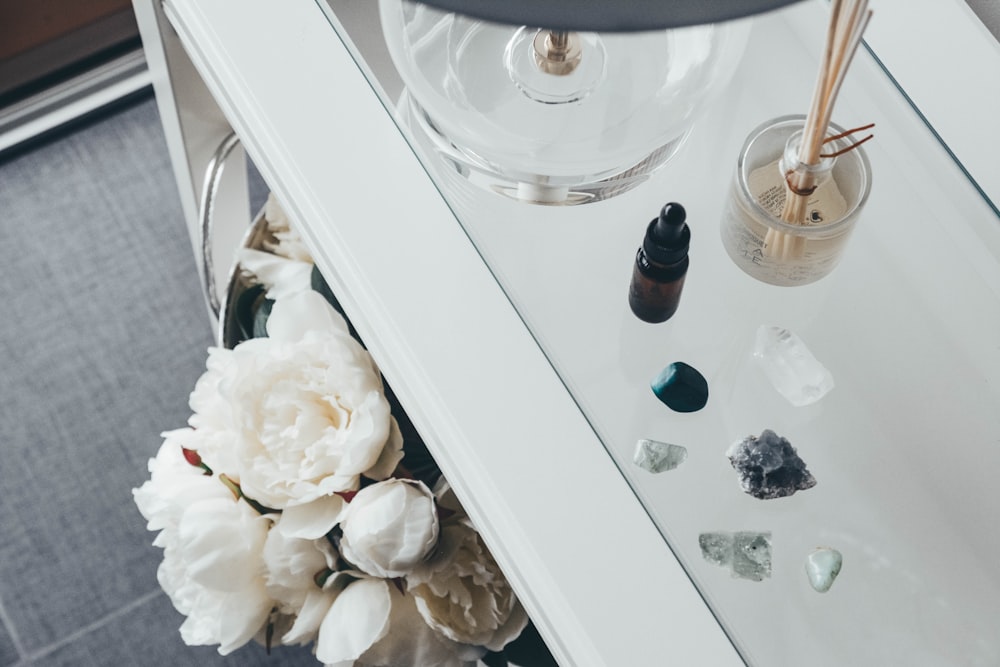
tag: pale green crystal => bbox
[698,532,734,567]
[699,531,772,581]
[733,532,772,581]
[633,439,688,473]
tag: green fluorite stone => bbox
[698,531,772,581]
[651,361,708,412]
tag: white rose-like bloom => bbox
[134,439,274,655]
[225,291,403,526]
[339,479,439,578]
[407,519,529,652]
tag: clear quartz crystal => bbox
[633,439,688,473]
[753,325,834,406]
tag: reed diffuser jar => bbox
[721,115,871,286]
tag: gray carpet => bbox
[0,97,316,666]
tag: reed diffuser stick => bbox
[765,0,873,259]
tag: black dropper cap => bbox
[642,202,690,265]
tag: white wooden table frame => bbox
[131,0,1000,664]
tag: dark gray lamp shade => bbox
[413,0,805,31]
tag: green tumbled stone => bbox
[805,547,843,593]
[651,362,708,412]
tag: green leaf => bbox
[311,265,341,312]
[380,379,441,487]
[252,297,275,339]
[502,622,559,667]
[482,651,508,667]
[310,265,363,344]
[234,284,266,344]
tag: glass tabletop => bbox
[316,1,1000,664]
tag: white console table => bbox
[132,0,1000,664]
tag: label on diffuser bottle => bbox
[748,159,847,226]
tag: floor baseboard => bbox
[0,48,150,158]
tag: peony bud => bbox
[181,446,213,475]
[339,479,439,578]
[182,447,202,466]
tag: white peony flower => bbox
[221,291,403,535]
[188,347,237,432]
[339,479,439,579]
[309,575,482,667]
[157,493,274,654]
[175,496,270,595]
[133,431,231,539]
[184,348,242,475]
[263,193,313,263]
[237,248,313,301]
[262,516,338,627]
[135,438,275,655]
[407,519,528,652]
[350,584,483,667]
[237,193,314,300]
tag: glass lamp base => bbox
[380,0,749,206]
[398,89,687,206]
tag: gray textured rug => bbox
[0,97,316,666]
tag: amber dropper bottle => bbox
[628,202,690,323]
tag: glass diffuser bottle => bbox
[720,0,874,285]
[721,115,872,286]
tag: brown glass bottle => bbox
[628,202,690,323]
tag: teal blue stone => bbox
[651,362,708,412]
